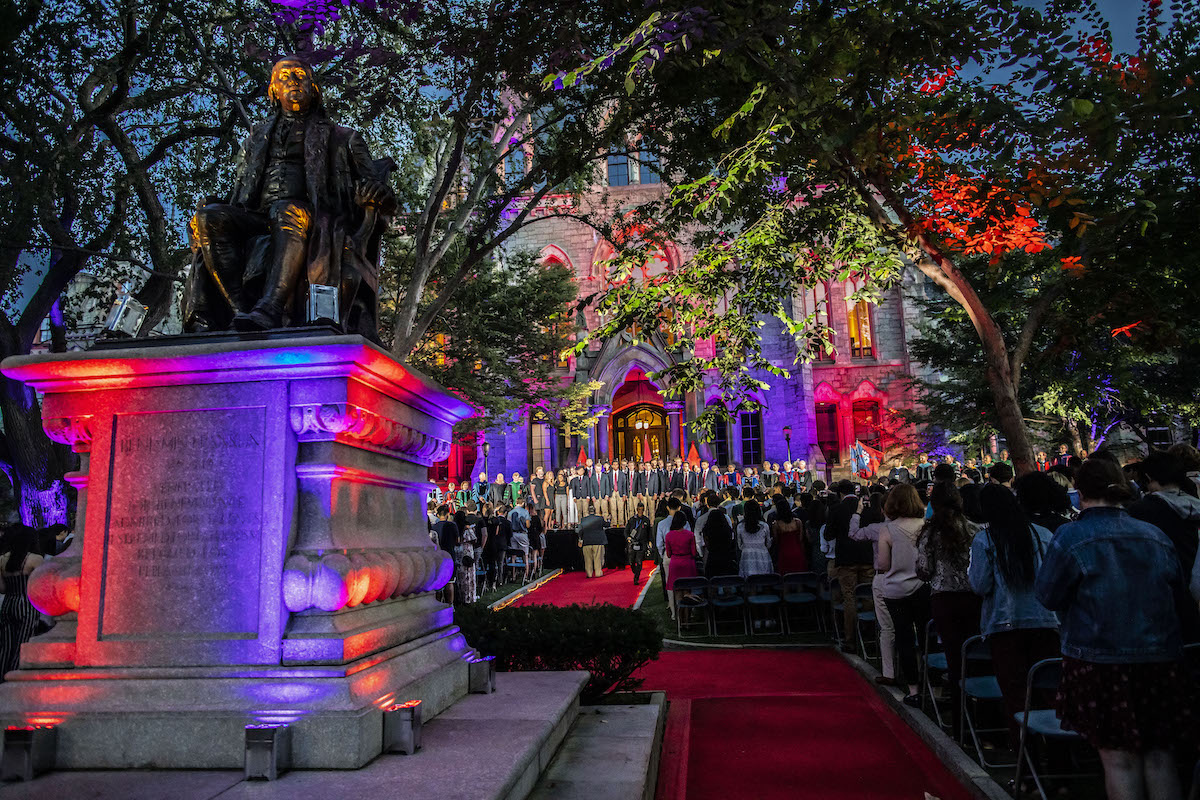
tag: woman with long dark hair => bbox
[772,496,807,574]
[0,524,45,679]
[1037,458,1193,800]
[701,493,739,578]
[916,481,979,735]
[1014,470,1073,533]
[737,500,773,577]
[968,483,1059,745]
[552,471,569,529]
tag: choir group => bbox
[431,457,819,530]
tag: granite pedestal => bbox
[0,333,475,768]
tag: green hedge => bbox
[456,603,663,701]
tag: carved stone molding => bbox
[662,401,684,413]
[27,557,82,617]
[282,547,453,614]
[289,404,451,464]
[44,416,95,453]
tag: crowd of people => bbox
[809,444,1198,800]
[460,441,1199,800]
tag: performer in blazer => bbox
[597,463,615,524]
[669,459,687,493]
[648,462,664,499]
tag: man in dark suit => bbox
[597,462,614,526]
[686,464,702,498]
[669,458,687,493]
[634,462,649,513]
[570,467,590,522]
[648,461,664,501]
[702,460,720,493]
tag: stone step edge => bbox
[487,570,563,610]
[523,691,668,800]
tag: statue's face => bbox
[270,59,316,114]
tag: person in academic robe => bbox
[473,472,491,505]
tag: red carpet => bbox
[637,649,974,800]
[509,562,657,608]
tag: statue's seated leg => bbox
[233,201,312,332]
[191,204,268,331]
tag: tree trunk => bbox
[1062,416,1085,458]
[981,354,1037,476]
[0,376,71,528]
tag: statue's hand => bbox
[355,179,395,212]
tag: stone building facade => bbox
[433,166,929,486]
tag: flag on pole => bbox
[577,446,587,466]
[850,440,884,478]
[686,442,701,466]
[642,435,652,462]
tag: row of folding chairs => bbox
[672,573,824,638]
[916,624,1098,799]
[474,547,539,594]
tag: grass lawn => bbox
[637,571,830,647]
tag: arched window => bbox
[503,149,526,186]
[740,410,763,466]
[613,404,667,461]
[852,400,881,449]
[638,150,661,184]
[801,282,834,361]
[607,152,629,186]
[816,403,840,464]
[845,281,876,360]
[708,401,732,467]
[529,413,553,472]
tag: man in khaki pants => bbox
[576,502,608,578]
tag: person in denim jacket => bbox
[1035,458,1191,800]
[968,484,1060,746]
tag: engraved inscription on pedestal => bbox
[99,407,266,640]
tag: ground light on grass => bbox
[639,572,828,647]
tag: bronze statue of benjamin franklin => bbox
[183,56,395,337]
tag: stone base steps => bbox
[529,693,667,800]
[0,671,594,800]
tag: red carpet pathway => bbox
[637,649,974,800]
[509,562,657,608]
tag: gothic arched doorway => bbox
[612,404,668,461]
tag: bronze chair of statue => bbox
[182,155,395,342]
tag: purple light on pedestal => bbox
[0,335,479,769]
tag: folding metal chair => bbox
[674,577,711,638]
[782,572,820,634]
[920,618,950,730]
[1013,658,1093,800]
[854,582,877,660]
[828,575,846,645]
[503,548,528,585]
[960,635,1015,768]
[816,573,833,636]
[709,575,747,636]
[746,573,784,635]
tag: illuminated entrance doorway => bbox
[613,404,668,461]
[610,366,667,461]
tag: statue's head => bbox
[268,56,320,115]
